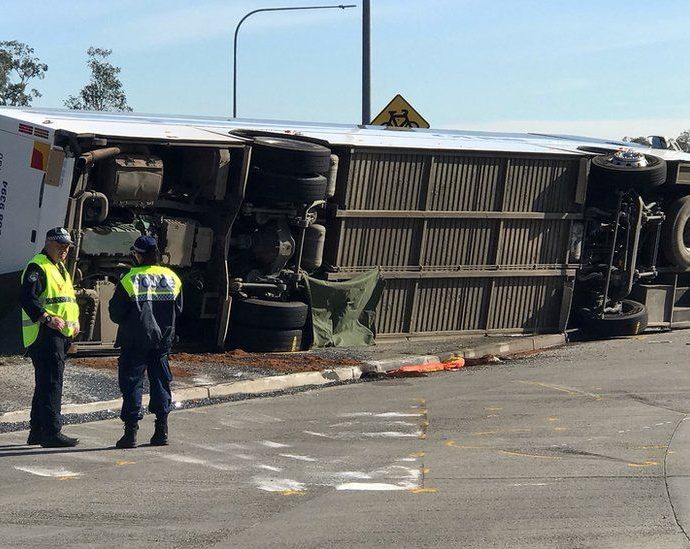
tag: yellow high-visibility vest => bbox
[119,265,182,303]
[21,253,79,347]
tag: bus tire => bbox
[576,299,648,338]
[661,195,690,269]
[232,299,308,330]
[590,153,666,191]
[251,137,332,175]
[228,325,304,353]
[247,169,328,204]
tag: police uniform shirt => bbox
[109,266,183,352]
[19,251,68,323]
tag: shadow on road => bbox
[0,446,117,458]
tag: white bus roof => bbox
[2,106,689,161]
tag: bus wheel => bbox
[232,298,309,330]
[576,299,648,339]
[228,325,304,353]
[247,168,328,204]
[661,195,690,268]
[590,151,666,191]
[251,137,332,175]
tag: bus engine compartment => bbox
[60,133,336,353]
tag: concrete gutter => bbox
[0,333,566,425]
[362,333,567,374]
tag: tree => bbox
[65,47,132,112]
[0,41,48,106]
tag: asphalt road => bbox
[2,332,690,548]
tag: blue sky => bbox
[1,0,689,139]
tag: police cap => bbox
[131,235,158,253]
[46,227,74,246]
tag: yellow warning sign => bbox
[371,94,429,128]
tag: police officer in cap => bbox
[19,227,80,447]
[109,235,183,448]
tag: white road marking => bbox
[333,471,372,479]
[304,430,338,439]
[336,482,410,491]
[161,454,210,465]
[260,440,290,448]
[370,465,421,481]
[161,454,236,471]
[304,430,420,439]
[15,466,81,478]
[279,454,317,462]
[338,412,422,418]
[329,421,356,427]
[256,465,282,472]
[361,431,422,438]
[254,478,305,492]
[375,412,423,418]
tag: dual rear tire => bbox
[229,298,309,353]
[247,137,331,205]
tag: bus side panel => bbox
[0,129,46,274]
[0,129,72,355]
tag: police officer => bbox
[109,236,183,448]
[19,227,80,448]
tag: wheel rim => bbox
[608,149,648,168]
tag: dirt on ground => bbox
[72,349,362,375]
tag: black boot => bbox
[116,422,138,449]
[150,416,168,446]
[41,432,79,448]
[27,427,42,445]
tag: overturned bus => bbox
[1,107,690,354]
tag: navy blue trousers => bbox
[118,350,173,424]
[28,329,69,436]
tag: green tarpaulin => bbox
[304,270,384,348]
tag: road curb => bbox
[0,334,565,425]
[362,333,567,373]
[0,367,364,425]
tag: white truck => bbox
[2,107,690,354]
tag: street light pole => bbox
[361,0,370,125]
[232,4,356,118]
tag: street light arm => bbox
[232,4,357,118]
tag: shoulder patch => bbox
[27,271,39,283]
